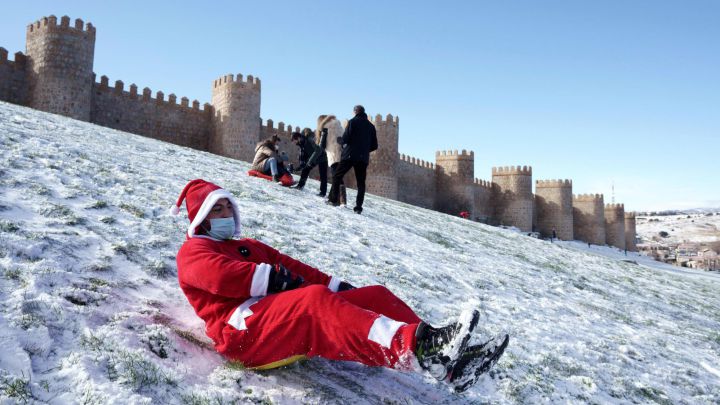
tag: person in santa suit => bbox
[172,179,479,380]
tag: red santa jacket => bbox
[176,236,338,354]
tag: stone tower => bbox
[604,203,626,250]
[366,114,399,200]
[573,194,605,245]
[25,15,96,121]
[435,150,475,216]
[210,73,261,162]
[535,179,573,240]
[624,212,637,252]
[492,166,533,232]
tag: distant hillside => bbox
[1,101,719,404]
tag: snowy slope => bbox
[637,214,720,245]
[1,100,719,404]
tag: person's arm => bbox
[178,243,273,298]
[340,120,352,146]
[257,240,349,292]
[370,124,378,152]
[319,131,327,150]
[306,142,322,167]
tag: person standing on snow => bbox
[171,179,507,391]
[290,129,328,196]
[326,105,377,214]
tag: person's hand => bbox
[268,264,304,293]
[337,281,355,292]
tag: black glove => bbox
[337,281,355,292]
[287,163,294,173]
[267,263,304,293]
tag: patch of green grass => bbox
[119,203,145,218]
[4,268,22,280]
[0,219,20,233]
[144,260,174,278]
[100,216,116,224]
[0,374,31,401]
[87,200,108,209]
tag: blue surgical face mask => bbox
[206,217,236,240]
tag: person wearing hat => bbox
[171,179,501,385]
[290,129,328,196]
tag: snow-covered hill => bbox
[1,101,719,404]
[637,213,720,245]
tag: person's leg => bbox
[296,166,312,189]
[354,161,368,211]
[338,285,422,325]
[222,285,419,369]
[263,158,279,177]
[318,161,328,196]
[328,161,353,204]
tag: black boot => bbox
[415,310,480,381]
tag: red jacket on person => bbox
[176,236,336,355]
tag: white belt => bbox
[227,297,261,331]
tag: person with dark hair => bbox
[172,179,509,392]
[250,135,293,185]
[326,105,378,214]
[290,129,328,196]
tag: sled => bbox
[248,354,308,370]
[247,170,295,187]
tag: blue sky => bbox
[2,1,718,211]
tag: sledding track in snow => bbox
[0,101,719,404]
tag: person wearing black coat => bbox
[290,129,328,196]
[326,105,378,214]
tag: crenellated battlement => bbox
[371,113,399,126]
[0,48,26,67]
[492,165,532,176]
[26,15,95,37]
[624,211,635,219]
[436,149,474,160]
[399,153,435,169]
[94,75,211,113]
[474,178,492,188]
[536,179,572,188]
[605,203,624,210]
[262,119,299,135]
[212,73,260,90]
[573,193,604,202]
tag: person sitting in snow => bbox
[171,179,508,391]
[251,135,290,183]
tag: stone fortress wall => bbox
[0,15,637,250]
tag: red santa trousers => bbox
[220,284,423,369]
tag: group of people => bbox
[172,105,508,392]
[250,105,378,214]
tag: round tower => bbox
[366,114,399,200]
[624,212,637,252]
[210,73,261,162]
[572,194,605,245]
[25,15,96,121]
[491,166,533,232]
[435,150,475,216]
[535,179,573,240]
[604,203,626,250]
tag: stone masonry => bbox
[573,194,606,245]
[535,180,573,240]
[0,15,637,249]
[605,204,626,250]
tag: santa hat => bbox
[170,179,242,238]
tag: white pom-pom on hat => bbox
[170,205,181,215]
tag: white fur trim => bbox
[187,189,242,238]
[250,263,272,297]
[227,297,261,331]
[324,119,344,167]
[368,315,405,349]
[328,276,341,292]
[170,205,180,215]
